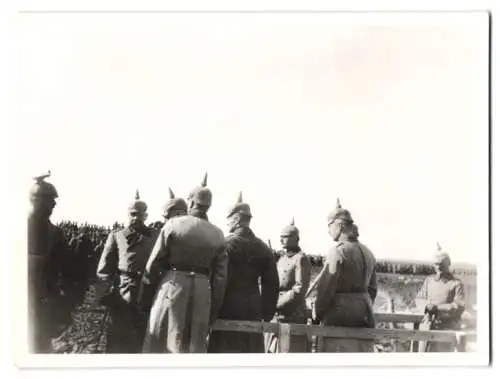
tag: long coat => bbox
[266,250,312,353]
[417,272,466,352]
[140,215,227,354]
[313,237,378,353]
[208,227,279,353]
[28,216,69,353]
[96,224,157,353]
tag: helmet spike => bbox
[201,172,208,187]
[135,189,140,200]
[336,197,342,209]
[237,191,243,203]
[33,170,51,184]
[168,187,175,200]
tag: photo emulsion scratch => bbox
[17,10,489,366]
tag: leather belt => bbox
[169,265,210,276]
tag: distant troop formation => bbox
[27,172,466,354]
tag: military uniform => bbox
[28,172,71,353]
[417,248,465,352]
[140,175,228,353]
[314,200,378,353]
[208,230,279,353]
[266,220,312,353]
[96,192,157,353]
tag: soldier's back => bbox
[167,215,225,269]
[220,229,272,318]
[335,241,376,293]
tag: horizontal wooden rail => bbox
[211,319,474,344]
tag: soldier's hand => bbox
[425,303,438,315]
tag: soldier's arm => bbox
[436,280,466,320]
[313,246,343,320]
[96,232,118,283]
[415,277,429,313]
[209,240,229,325]
[139,223,173,302]
[277,254,312,310]
[261,246,280,322]
[368,266,378,303]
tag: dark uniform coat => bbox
[266,249,312,353]
[28,216,69,353]
[314,237,378,352]
[140,215,227,354]
[96,225,157,353]
[208,227,279,353]
[417,272,466,352]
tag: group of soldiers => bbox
[27,171,467,354]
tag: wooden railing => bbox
[211,312,476,353]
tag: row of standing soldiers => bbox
[28,172,466,354]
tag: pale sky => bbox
[16,12,489,263]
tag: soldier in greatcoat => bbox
[417,243,466,352]
[313,199,378,352]
[208,192,279,353]
[28,171,71,353]
[139,174,228,353]
[265,218,312,353]
[96,190,157,353]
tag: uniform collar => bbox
[435,271,452,280]
[232,226,254,238]
[284,246,301,257]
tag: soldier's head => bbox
[162,187,188,221]
[29,171,58,219]
[327,198,354,242]
[280,218,300,250]
[226,191,252,232]
[128,190,148,227]
[187,173,212,217]
[433,242,451,274]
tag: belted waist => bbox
[169,264,210,276]
[119,270,143,279]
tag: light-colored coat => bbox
[417,272,465,352]
[140,215,227,353]
[96,225,158,353]
[266,250,312,353]
[314,237,377,353]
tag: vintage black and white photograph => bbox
[11,4,491,369]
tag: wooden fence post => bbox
[411,322,420,352]
[455,333,467,352]
[278,322,291,353]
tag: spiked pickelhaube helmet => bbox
[29,170,58,200]
[162,187,188,217]
[327,198,353,225]
[128,189,148,213]
[227,191,252,218]
[280,217,300,238]
[187,173,212,207]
